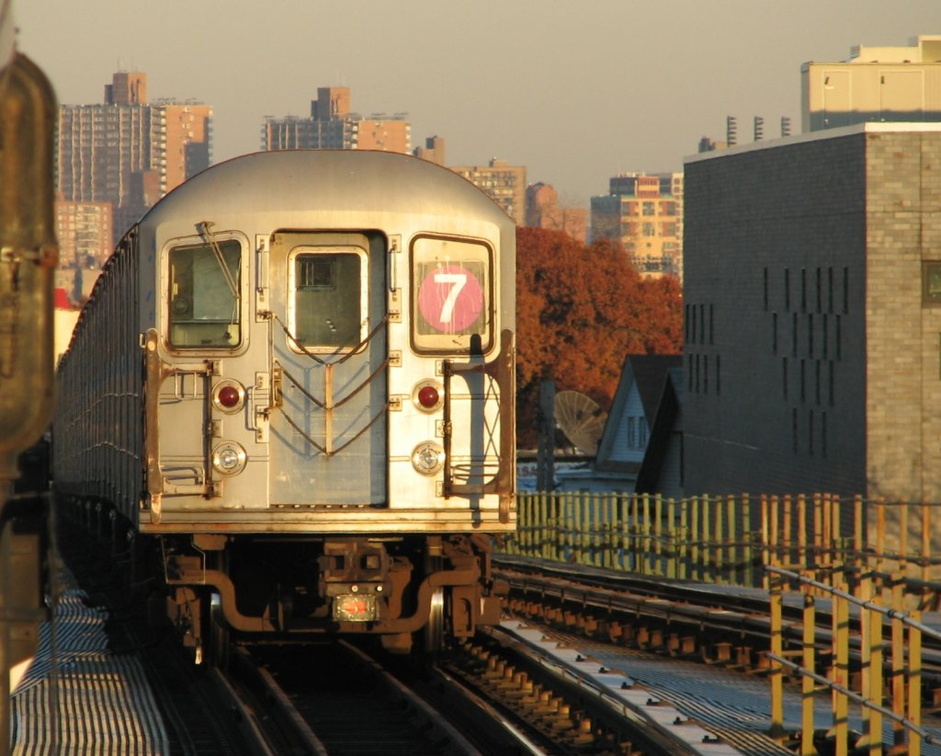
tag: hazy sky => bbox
[13,1,941,206]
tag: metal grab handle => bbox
[442,329,516,522]
[143,329,216,518]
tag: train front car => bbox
[54,150,516,659]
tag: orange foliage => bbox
[515,227,682,443]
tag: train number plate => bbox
[333,593,379,622]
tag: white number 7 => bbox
[434,273,467,323]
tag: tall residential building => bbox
[683,123,941,516]
[590,172,683,277]
[802,35,941,132]
[57,71,212,244]
[55,199,112,269]
[525,183,586,243]
[263,87,411,153]
[450,159,526,225]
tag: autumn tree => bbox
[515,227,682,446]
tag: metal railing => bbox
[504,492,941,596]
[502,491,941,753]
[767,566,938,756]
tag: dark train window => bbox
[410,235,492,354]
[168,239,241,348]
[290,248,366,350]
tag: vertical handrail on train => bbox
[143,329,218,515]
[442,328,516,523]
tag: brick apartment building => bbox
[263,87,411,153]
[525,182,586,243]
[57,71,212,245]
[450,159,527,225]
[591,172,683,278]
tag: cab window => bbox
[168,240,241,348]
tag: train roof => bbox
[141,149,514,231]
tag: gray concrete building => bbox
[683,123,941,505]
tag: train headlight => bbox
[212,379,246,413]
[411,442,444,476]
[412,380,443,412]
[212,442,247,475]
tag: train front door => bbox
[266,232,388,506]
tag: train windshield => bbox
[168,239,242,348]
[410,235,492,354]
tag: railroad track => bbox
[226,627,750,755]
[49,513,787,754]
[62,513,740,754]
[53,514,267,754]
[227,640,516,755]
[495,555,941,678]
[492,555,941,751]
[444,623,745,754]
[227,622,739,756]
[60,513,941,754]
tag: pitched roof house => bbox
[556,354,684,495]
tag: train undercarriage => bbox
[63,496,508,660]
[159,531,506,660]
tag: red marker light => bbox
[417,385,439,409]
[217,385,241,409]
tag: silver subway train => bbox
[53,150,516,658]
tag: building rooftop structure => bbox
[413,135,446,166]
[263,86,412,153]
[801,35,941,132]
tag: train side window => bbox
[410,236,492,355]
[289,248,367,350]
[168,240,241,348]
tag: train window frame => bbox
[287,245,369,354]
[409,234,494,355]
[164,233,246,352]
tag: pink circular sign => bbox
[418,265,483,333]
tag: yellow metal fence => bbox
[503,492,941,753]
[504,492,941,592]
